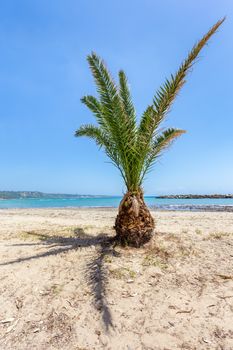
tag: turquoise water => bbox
[0,196,233,210]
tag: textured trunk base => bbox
[114,191,155,247]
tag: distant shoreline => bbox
[0,191,114,200]
[0,191,233,200]
[156,194,233,199]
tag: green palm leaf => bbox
[75,19,224,192]
[138,18,225,144]
[140,128,186,184]
[118,70,136,127]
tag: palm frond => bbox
[75,124,126,181]
[138,18,225,142]
[140,128,186,184]
[75,124,108,147]
[81,96,104,126]
[118,70,136,125]
[86,53,140,189]
[86,53,123,138]
[154,128,186,153]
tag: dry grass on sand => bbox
[0,208,233,349]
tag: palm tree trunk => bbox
[114,190,155,247]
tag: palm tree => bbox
[75,19,224,247]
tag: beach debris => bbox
[202,338,211,344]
[32,328,40,333]
[39,290,50,296]
[15,298,23,310]
[5,319,19,334]
[130,293,138,297]
[176,308,193,314]
[217,295,233,300]
[122,291,138,298]
[126,279,134,283]
[148,281,157,286]
[66,300,73,307]
[216,274,233,280]
[0,317,15,324]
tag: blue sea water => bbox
[0,196,233,211]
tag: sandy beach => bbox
[0,208,233,349]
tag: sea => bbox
[0,196,233,211]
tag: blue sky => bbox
[0,0,232,195]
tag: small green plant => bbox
[50,284,63,295]
[195,229,202,235]
[109,267,136,279]
[142,255,168,270]
[182,229,188,234]
[205,232,231,240]
[103,255,112,263]
[19,230,50,241]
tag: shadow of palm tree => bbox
[0,228,120,331]
[86,238,120,331]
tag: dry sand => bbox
[0,208,233,350]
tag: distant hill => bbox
[0,191,106,199]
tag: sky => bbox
[0,0,232,195]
